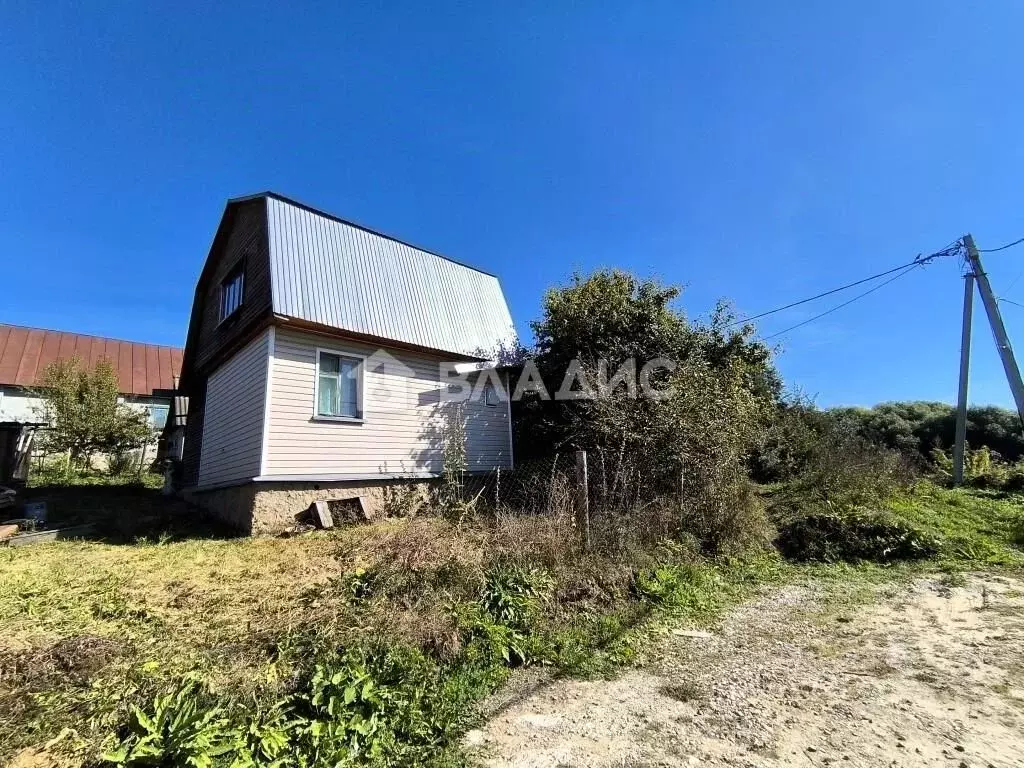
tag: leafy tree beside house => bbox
[515,269,780,551]
[32,357,152,472]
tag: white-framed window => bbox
[219,265,245,323]
[315,349,363,420]
[147,404,170,430]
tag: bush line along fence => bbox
[463,449,687,552]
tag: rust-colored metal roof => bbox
[0,324,182,396]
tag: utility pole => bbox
[953,272,975,485]
[963,234,1024,423]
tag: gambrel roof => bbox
[249,193,516,359]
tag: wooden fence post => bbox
[575,449,590,551]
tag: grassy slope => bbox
[890,483,1024,566]
[1,482,1021,766]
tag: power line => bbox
[998,297,1024,310]
[979,236,1024,253]
[727,241,961,328]
[762,263,924,341]
[1003,267,1024,294]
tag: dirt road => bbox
[470,574,1024,767]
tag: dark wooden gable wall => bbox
[180,197,272,487]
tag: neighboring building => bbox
[174,192,516,533]
[0,324,182,428]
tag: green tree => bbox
[517,269,780,550]
[829,401,1024,463]
[517,269,780,456]
[33,357,152,471]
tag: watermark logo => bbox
[439,357,678,403]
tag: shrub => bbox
[515,270,780,554]
[931,445,1024,492]
[1010,515,1024,549]
[32,357,151,471]
[829,401,1024,465]
[681,476,773,555]
[107,449,138,477]
[769,414,914,527]
[774,512,940,563]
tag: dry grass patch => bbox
[0,509,784,767]
[0,521,437,754]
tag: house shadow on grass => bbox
[12,484,242,544]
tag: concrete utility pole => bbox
[954,234,1024,484]
[964,235,1024,419]
[953,272,975,485]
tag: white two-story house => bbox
[174,192,516,533]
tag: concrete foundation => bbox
[185,478,435,534]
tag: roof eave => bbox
[272,315,493,362]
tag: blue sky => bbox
[3,2,1024,407]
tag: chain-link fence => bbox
[461,450,682,550]
[463,455,576,518]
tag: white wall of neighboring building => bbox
[0,386,172,429]
[0,388,40,423]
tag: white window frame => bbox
[313,347,365,423]
[219,265,245,324]
[147,403,170,430]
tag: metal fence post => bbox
[679,454,686,537]
[575,449,590,551]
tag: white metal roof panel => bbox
[265,196,516,359]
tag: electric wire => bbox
[979,236,1024,253]
[724,259,927,328]
[1003,268,1024,294]
[727,240,962,329]
[998,297,1024,310]
[762,263,924,341]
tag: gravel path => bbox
[469,573,1024,767]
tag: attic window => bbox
[219,265,244,323]
[484,381,499,407]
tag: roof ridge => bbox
[0,322,182,351]
[232,190,499,279]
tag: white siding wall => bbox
[263,327,511,478]
[198,330,269,487]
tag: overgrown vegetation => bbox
[2,479,1020,767]
[929,444,1024,491]
[774,511,940,564]
[0,513,779,767]
[28,462,164,490]
[756,398,1024,567]
[515,271,779,553]
[6,269,1024,767]
[829,400,1024,464]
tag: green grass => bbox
[28,467,164,490]
[0,512,781,768]
[0,481,1020,767]
[888,483,1024,567]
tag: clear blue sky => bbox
[3,2,1024,408]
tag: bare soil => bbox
[470,573,1024,767]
